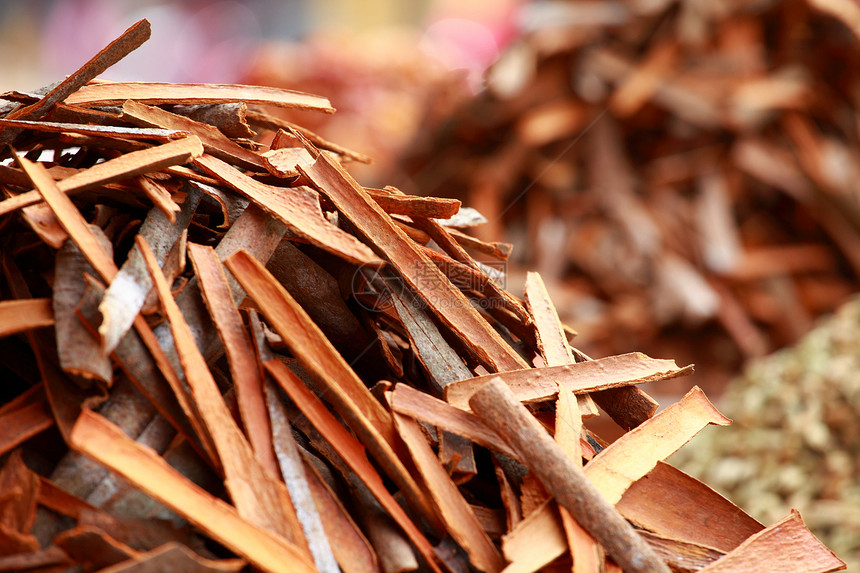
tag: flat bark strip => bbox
[561,506,602,573]
[225,250,440,531]
[392,217,432,244]
[390,284,476,391]
[136,175,181,222]
[350,483,419,573]
[65,82,334,113]
[446,228,513,260]
[166,164,223,186]
[389,384,517,460]
[556,382,604,573]
[54,525,139,568]
[0,19,151,143]
[94,542,246,573]
[138,236,311,555]
[92,414,193,521]
[469,378,671,573]
[252,313,374,573]
[53,135,204,195]
[0,163,47,188]
[525,271,597,417]
[301,461,381,573]
[586,386,731,504]
[365,189,461,219]
[263,359,443,573]
[68,410,317,573]
[499,499,565,573]
[121,100,266,170]
[0,299,54,337]
[18,157,118,283]
[487,461,518,538]
[296,150,527,372]
[638,531,724,571]
[554,384,602,573]
[187,243,277,475]
[20,197,69,248]
[698,510,845,573]
[1,136,204,217]
[0,118,186,141]
[444,352,693,409]
[524,272,574,366]
[415,249,529,342]
[20,93,107,117]
[178,102,256,139]
[56,133,150,154]
[393,411,505,573]
[53,226,113,384]
[195,154,381,266]
[554,384,583,466]
[261,146,315,178]
[590,385,661,431]
[616,461,764,554]
[264,380,341,573]
[0,400,54,457]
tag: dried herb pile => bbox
[674,295,860,571]
[397,0,860,389]
[0,19,846,572]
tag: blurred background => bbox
[2,0,859,567]
[0,0,514,190]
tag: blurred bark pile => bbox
[0,17,847,573]
[397,0,860,390]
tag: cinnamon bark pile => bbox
[0,19,845,572]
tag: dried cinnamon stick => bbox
[468,377,671,573]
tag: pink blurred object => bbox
[42,0,261,85]
[420,0,522,90]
